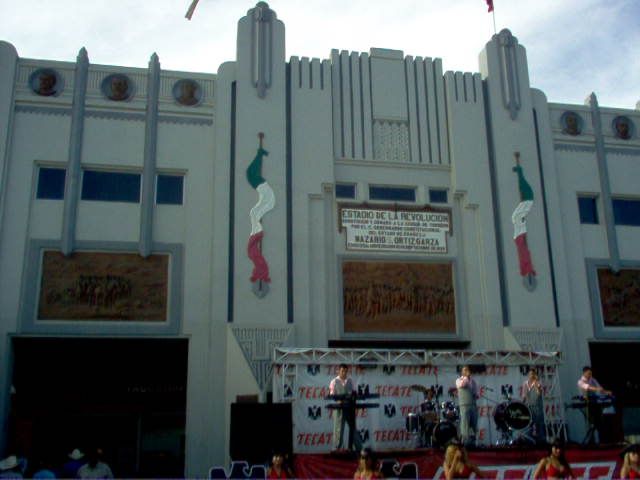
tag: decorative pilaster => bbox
[589,92,620,271]
[250,2,276,98]
[139,53,161,258]
[496,29,521,121]
[61,47,89,256]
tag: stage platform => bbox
[292,445,623,479]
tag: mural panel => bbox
[343,261,455,334]
[38,251,169,321]
[598,268,640,327]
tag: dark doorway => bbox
[589,342,640,441]
[9,337,188,478]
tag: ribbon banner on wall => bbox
[273,349,564,454]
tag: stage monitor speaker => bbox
[230,403,292,464]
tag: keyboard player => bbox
[577,366,612,444]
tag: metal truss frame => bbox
[273,348,567,442]
[273,348,561,366]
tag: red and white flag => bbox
[485,0,494,12]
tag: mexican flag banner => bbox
[246,134,275,294]
[511,156,536,280]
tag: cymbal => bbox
[410,384,430,394]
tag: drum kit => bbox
[406,384,536,448]
[405,385,459,447]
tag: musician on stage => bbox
[522,369,546,443]
[330,363,361,452]
[577,366,612,444]
[456,366,479,447]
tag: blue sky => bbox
[1,0,638,109]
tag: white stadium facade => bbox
[0,2,639,477]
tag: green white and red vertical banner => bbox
[511,153,536,288]
[246,133,275,297]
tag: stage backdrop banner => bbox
[273,363,562,454]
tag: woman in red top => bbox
[533,440,575,479]
[621,444,640,479]
[267,453,288,479]
[443,443,482,480]
[353,448,382,480]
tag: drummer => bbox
[522,369,546,444]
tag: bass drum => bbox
[432,421,457,447]
[494,401,532,431]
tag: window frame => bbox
[155,173,185,206]
[80,168,142,204]
[368,184,416,203]
[429,188,448,204]
[612,197,640,226]
[577,195,599,225]
[335,183,357,200]
[36,165,66,200]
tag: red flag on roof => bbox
[486,0,494,12]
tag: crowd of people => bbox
[0,447,113,479]
[261,441,638,479]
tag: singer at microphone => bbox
[456,365,479,448]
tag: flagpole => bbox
[492,1,497,34]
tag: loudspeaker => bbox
[230,403,293,464]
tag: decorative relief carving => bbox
[560,111,582,136]
[373,119,410,163]
[497,29,521,121]
[29,68,63,97]
[232,326,292,391]
[173,79,202,106]
[250,2,276,98]
[101,73,134,101]
[612,115,633,140]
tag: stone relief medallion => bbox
[29,68,62,97]
[560,110,582,136]
[101,73,134,101]
[612,115,633,140]
[172,79,202,106]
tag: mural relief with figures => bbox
[342,261,455,334]
[598,268,640,327]
[38,251,169,321]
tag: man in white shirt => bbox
[456,365,479,447]
[329,363,359,451]
[577,366,612,444]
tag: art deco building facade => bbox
[0,2,639,476]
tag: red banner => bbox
[293,448,620,479]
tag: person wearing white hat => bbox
[62,449,85,478]
[0,455,22,479]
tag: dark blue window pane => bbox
[369,186,415,202]
[613,199,640,226]
[429,189,448,204]
[335,183,356,199]
[578,197,598,224]
[81,170,141,203]
[37,167,66,200]
[156,175,184,205]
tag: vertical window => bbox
[81,170,141,203]
[613,199,640,226]
[335,183,356,199]
[156,175,184,205]
[369,185,416,202]
[578,196,598,224]
[36,167,66,200]
[429,188,448,204]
